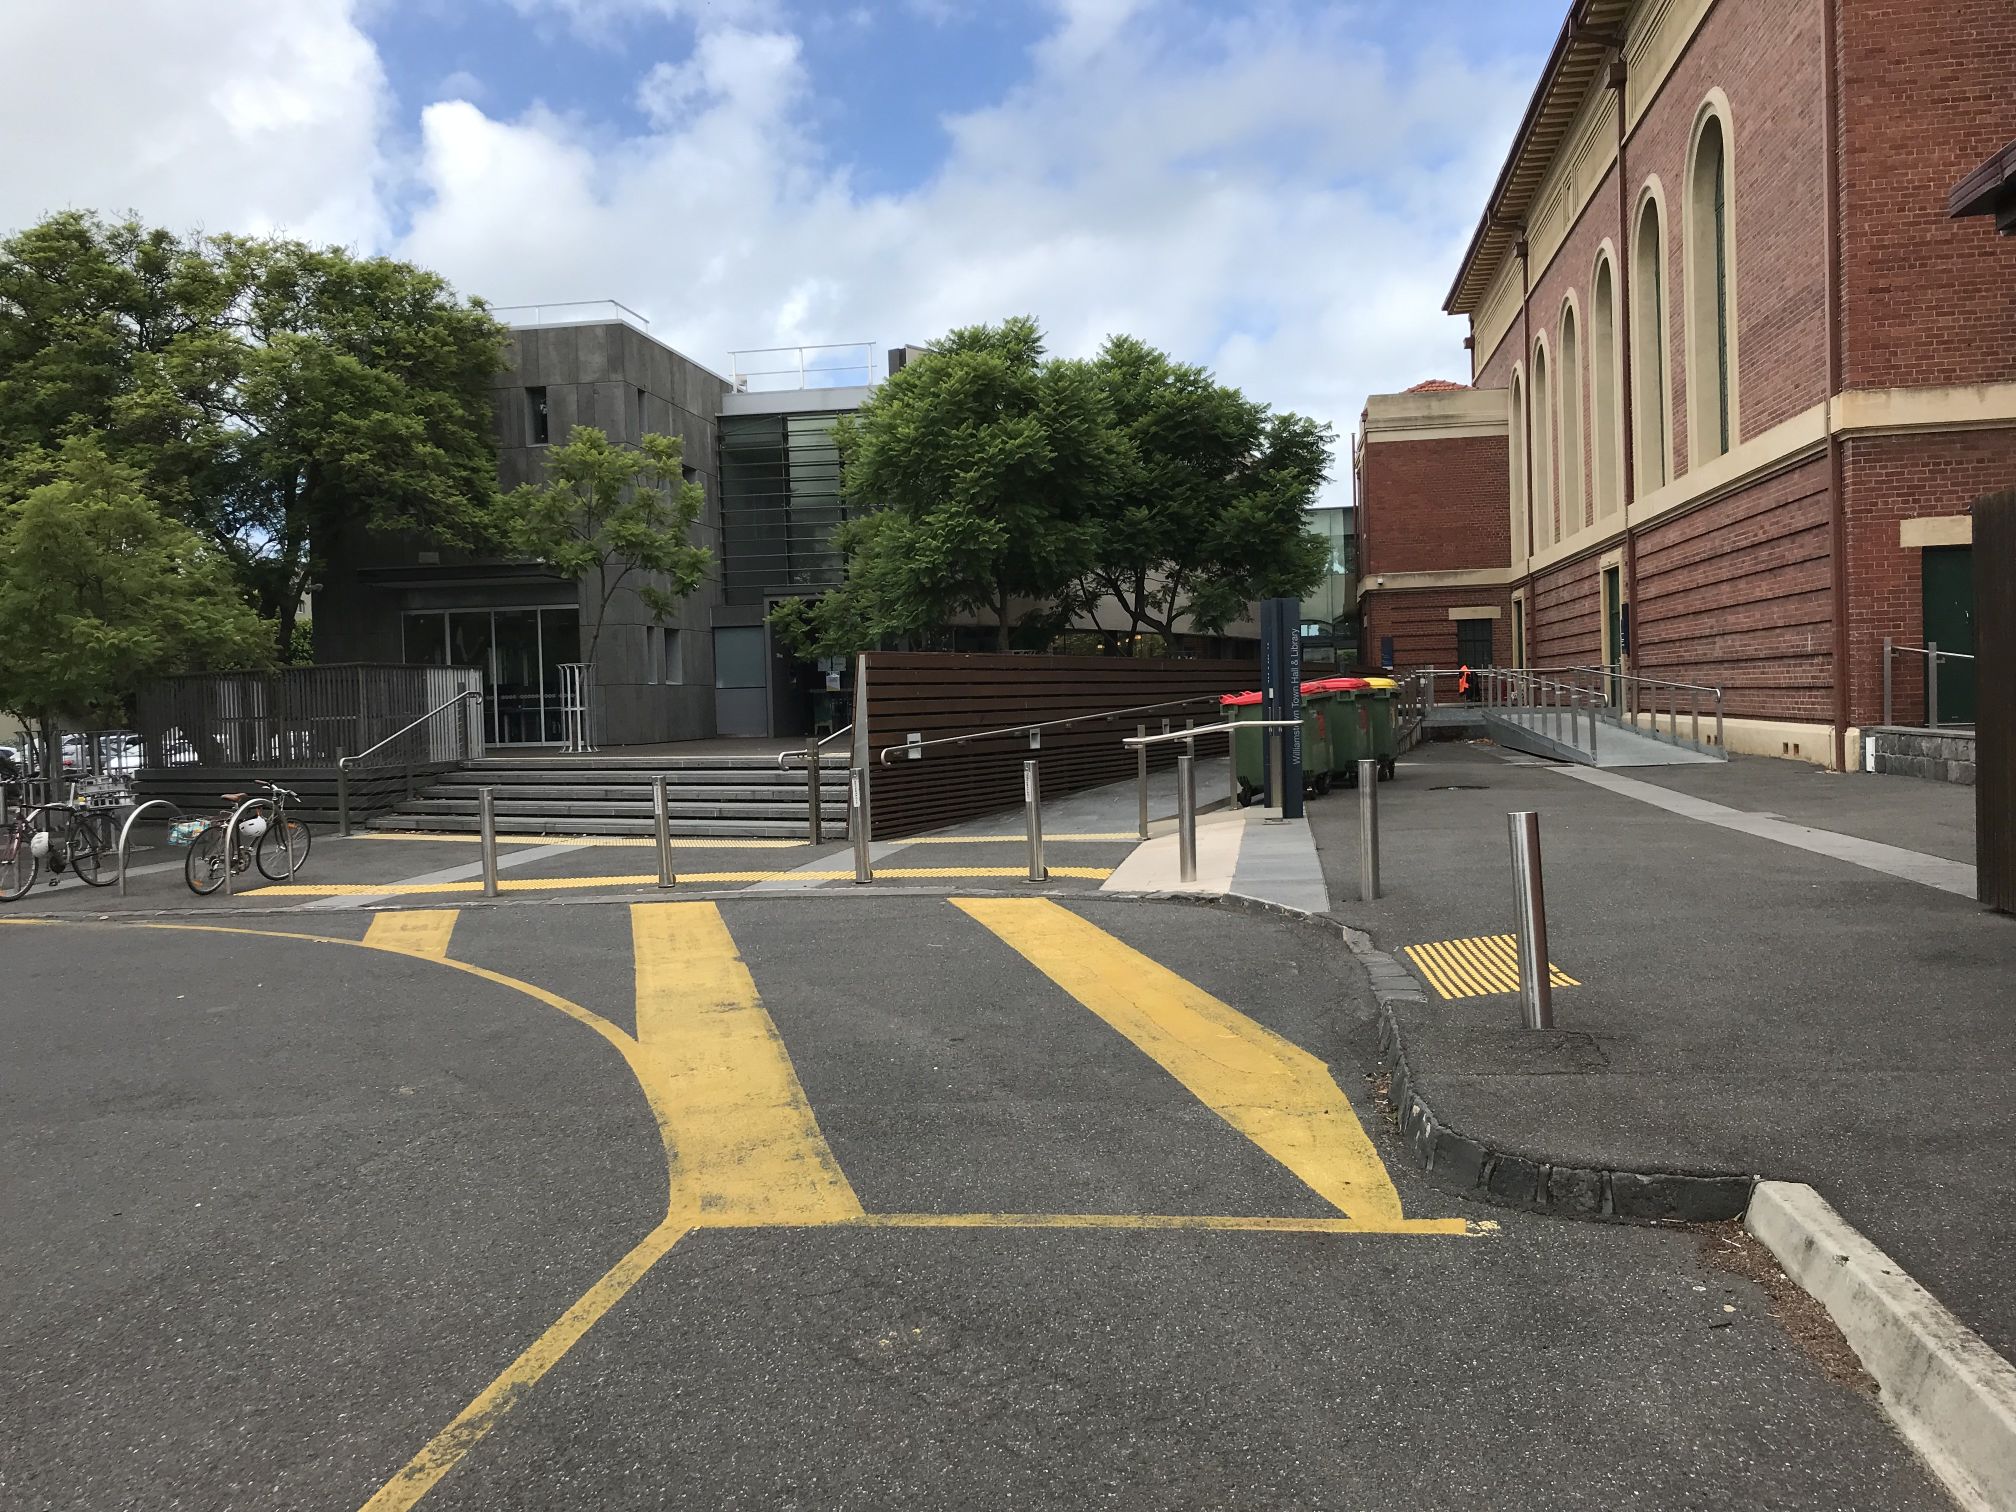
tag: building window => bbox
[1532,340,1555,551]
[1686,101,1737,463]
[661,627,682,685]
[1559,299,1584,535]
[644,625,659,684]
[713,626,766,689]
[527,387,549,447]
[1456,616,1495,668]
[634,387,647,439]
[1509,368,1528,561]
[1591,251,1623,518]
[1632,190,1672,492]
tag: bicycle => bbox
[0,795,117,901]
[182,780,312,896]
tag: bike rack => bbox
[221,796,283,898]
[115,799,186,897]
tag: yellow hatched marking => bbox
[1402,935,1579,1001]
[630,902,862,1225]
[247,866,1113,897]
[954,897,1408,1224]
[362,909,458,959]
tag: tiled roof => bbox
[1404,379,1469,393]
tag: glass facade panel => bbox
[719,411,850,602]
[397,606,579,745]
[403,612,448,666]
[540,608,580,743]
[713,626,767,688]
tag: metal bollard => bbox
[336,749,350,837]
[479,786,500,898]
[652,775,676,889]
[1882,637,1894,727]
[1024,759,1047,882]
[806,754,823,844]
[1177,753,1198,883]
[1507,810,1553,1029]
[850,768,872,884]
[1136,723,1150,840]
[1357,757,1380,901]
[1928,640,1941,728]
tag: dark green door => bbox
[1922,546,1975,723]
[1601,566,1624,703]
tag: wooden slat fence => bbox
[859,653,1260,839]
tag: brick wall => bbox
[1843,430,2016,726]
[1358,435,1511,576]
[1362,589,1514,674]
[1633,456,1835,720]
[1839,0,2016,390]
[1528,554,1604,669]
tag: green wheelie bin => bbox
[1360,677,1400,780]
[1221,690,1325,805]
[1302,676,1371,786]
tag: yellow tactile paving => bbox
[1403,934,1579,1001]
[245,865,1115,897]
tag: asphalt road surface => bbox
[1,896,1944,1510]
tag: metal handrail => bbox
[778,724,853,769]
[336,689,483,836]
[780,724,853,845]
[877,694,1224,765]
[1123,719,1299,748]
[1889,644,1976,661]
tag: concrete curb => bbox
[1747,1181,2016,1512]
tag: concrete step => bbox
[440,769,840,790]
[395,796,816,820]
[369,814,836,839]
[421,781,844,804]
[460,756,842,773]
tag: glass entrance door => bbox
[492,610,544,744]
[403,607,581,745]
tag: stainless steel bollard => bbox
[850,767,872,884]
[1357,758,1380,901]
[1883,637,1895,727]
[1929,640,1941,728]
[1024,759,1047,882]
[479,787,500,898]
[1507,810,1553,1029]
[652,775,676,889]
[1177,753,1198,883]
[336,750,350,837]
[1136,723,1150,840]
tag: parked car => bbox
[61,732,144,776]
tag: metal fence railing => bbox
[133,664,485,770]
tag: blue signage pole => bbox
[1260,597,1304,818]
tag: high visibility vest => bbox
[1458,665,1472,694]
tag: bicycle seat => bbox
[221,791,249,801]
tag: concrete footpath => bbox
[1300,741,2016,1368]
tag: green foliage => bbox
[1078,335,1332,642]
[495,427,710,665]
[0,438,271,732]
[775,317,1117,656]
[0,213,508,660]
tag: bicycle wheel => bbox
[256,817,311,880]
[0,825,37,902]
[68,813,113,887]
[185,822,228,896]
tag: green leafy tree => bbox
[0,214,508,660]
[1077,335,1331,644]
[0,437,271,762]
[776,317,1118,655]
[494,427,710,665]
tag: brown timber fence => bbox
[855,652,1259,840]
[1977,489,2012,916]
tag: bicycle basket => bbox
[168,819,211,847]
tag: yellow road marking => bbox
[245,866,1113,897]
[820,1212,1471,1235]
[357,1215,689,1512]
[363,910,459,959]
[630,903,862,1224]
[953,897,1410,1224]
[1403,935,1579,1001]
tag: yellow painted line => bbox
[1402,935,1579,1001]
[362,909,458,959]
[822,1212,1473,1235]
[358,1215,690,1512]
[954,897,1410,1224]
[630,902,862,1224]
[350,833,803,849]
[247,866,1114,897]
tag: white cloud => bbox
[0,0,387,246]
[1,1,1530,503]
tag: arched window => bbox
[1591,250,1623,517]
[1632,188,1672,492]
[1686,100,1738,463]
[1559,299,1585,535]
[1509,368,1528,561]
[1532,340,1555,550]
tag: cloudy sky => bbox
[2,0,1555,505]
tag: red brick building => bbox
[1355,0,2016,767]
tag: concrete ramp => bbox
[1485,707,1724,767]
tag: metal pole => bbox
[1928,640,1940,728]
[1267,730,1284,813]
[850,767,872,884]
[1714,690,1724,752]
[1177,753,1198,883]
[1357,757,1380,901]
[337,750,351,837]
[1136,723,1150,840]
[652,775,675,889]
[805,752,823,844]
[1882,637,1894,726]
[1024,759,1047,882]
[1508,810,1553,1030]
[1691,689,1700,747]
[479,786,499,898]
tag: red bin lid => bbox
[1300,676,1370,694]
[1219,690,1264,707]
